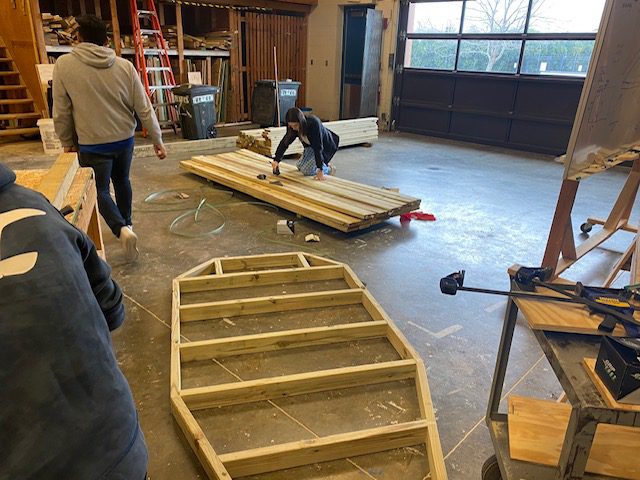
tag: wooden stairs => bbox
[0,37,41,138]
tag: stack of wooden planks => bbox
[180,149,420,232]
[237,117,379,157]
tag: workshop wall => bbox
[306,0,398,129]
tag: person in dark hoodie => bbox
[0,163,147,479]
[271,108,340,181]
[53,15,166,263]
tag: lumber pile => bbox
[180,149,420,232]
[41,13,78,46]
[237,117,379,157]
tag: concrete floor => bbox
[1,132,635,480]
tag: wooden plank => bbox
[180,289,364,322]
[603,237,636,287]
[297,252,310,267]
[583,358,640,413]
[108,0,121,56]
[175,258,216,279]
[219,420,429,477]
[178,265,345,293]
[171,392,232,480]
[176,4,185,83]
[220,252,301,272]
[514,293,628,336]
[416,360,448,480]
[180,321,389,362]
[181,359,417,410]
[37,152,79,209]
[133,136,237,159]
[508,395,640,479]
[171,279,181,392]
[304,254,343,267]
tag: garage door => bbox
[391,0,605,155]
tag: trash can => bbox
[173,84,219,140]
[251,80,301,127]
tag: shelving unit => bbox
[45,45,229,57]
[2,0,314,128]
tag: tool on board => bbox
[440,266,640,335]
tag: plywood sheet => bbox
[508,395,640,479]
[515,294,627,336]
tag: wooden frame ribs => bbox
[171,252,446,479]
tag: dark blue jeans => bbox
[79,146,134,237]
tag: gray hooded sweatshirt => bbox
[53,43,162,147]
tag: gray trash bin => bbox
[251,80,301,127]
[173,84,219,140]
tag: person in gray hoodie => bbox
[0,162,147,479]
[53,15,166,263]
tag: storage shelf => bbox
[46,45,230,57]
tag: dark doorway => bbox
[340,6,383,119]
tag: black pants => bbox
[79,146,134,237]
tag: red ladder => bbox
[129,0,179,132]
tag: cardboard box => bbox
[595,336,640,403]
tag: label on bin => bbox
[280,89,297,97]
[192,94,214,105]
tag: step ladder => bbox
[129,0,179,132]
[0,36,41,137]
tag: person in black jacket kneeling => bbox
[271,108,340,181]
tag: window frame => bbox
[403,0,601,77]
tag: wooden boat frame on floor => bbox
[171,252,446,480]
[180,149,421,232]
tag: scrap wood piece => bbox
[508,395,640,479]
[171,252,446,479]
[582,358,640,412]
[180,149,420,232]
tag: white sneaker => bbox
[328,164,337,176]
[120,226,139,263]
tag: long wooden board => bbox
[171,252,446,480]
[180,149,420,232]
[508,395,640,479]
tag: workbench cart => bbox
[483,281,640,480]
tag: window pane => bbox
[528,0,606,33]
[408,1,463,34]
[521,40,595,76]
[462,0,529,33]
[405,39,458,70]
[457,40,522,73]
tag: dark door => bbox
[340,6,382,119]
[359,9,383,117]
